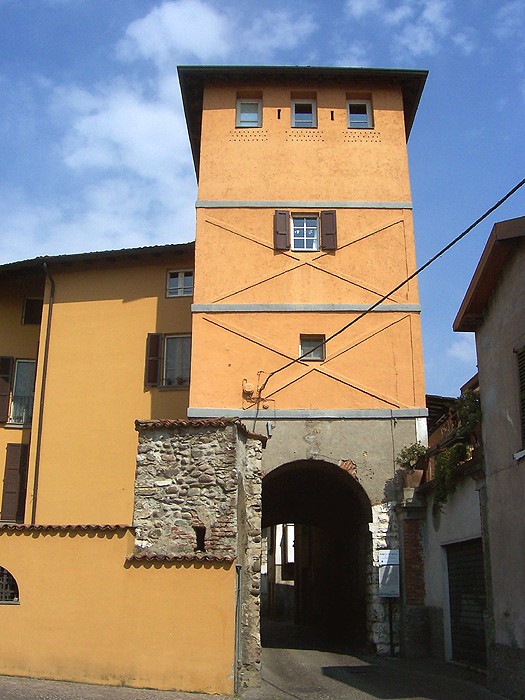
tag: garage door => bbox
[446,538,486,668]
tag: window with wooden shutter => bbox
[145,333,162,386]
[518,346,525,447]
[1,443,29,523]
[320,210,337,250]
[0,357,13,423]
[274,210,290,250]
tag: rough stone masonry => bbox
[133,418,265,689]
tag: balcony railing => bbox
[8,395,34,424]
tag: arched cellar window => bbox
[0,566,19,603]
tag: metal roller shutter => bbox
[446,538,487,668]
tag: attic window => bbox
[236,99,262,128]
[291,99,317,128]
[347,99,373,128]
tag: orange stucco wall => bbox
[199,84,411,202]
[0,529,234,694]
[25,256,192,525]
[190,79,424,413]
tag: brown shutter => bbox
[518,347,525,446]
[320,210,337,250]
[145,333,162,386]
[274,210,290,250]
[1,443,29,522]
[0,357,14,423]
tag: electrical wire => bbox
[258,176,525,398]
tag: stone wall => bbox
[133,418,265,690]
[368,501,401,654]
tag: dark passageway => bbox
[261,459,372,649]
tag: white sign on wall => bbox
[378,549,400,598]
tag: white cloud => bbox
[335,40,372,67]
[384,3,415,25]
[345,0,464,59]
[245,10,315,59]
[494,0,525,39]
[447,338,477,364]
[452,30,477,56]
[118,0,230,65]
[56,84,189,187]
[345,0,385,20]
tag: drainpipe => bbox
[30,263,55,525]
[234,563,243,694]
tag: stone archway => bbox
[261,459,373,646]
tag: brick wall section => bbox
[403,518,425,606]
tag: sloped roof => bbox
[0,241,195,279]
[454,216,525,332]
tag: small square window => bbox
[292,215,319,251]
[236,99,262,128]
[292,99,317,128]
[22,298,43,325]
[300,335,325,361]
[347,100,373,128]
[167,270,193,297]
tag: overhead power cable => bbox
[258,176,525,398]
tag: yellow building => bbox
[0,245,244,695]
[0,65,428,695]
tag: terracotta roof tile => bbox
[0,524,132,532]
[127,552,235,563]
[135,417,267,445]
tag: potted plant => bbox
[396,441,428,488]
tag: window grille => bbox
[0,566,19,603]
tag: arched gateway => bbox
[261,459,372,646]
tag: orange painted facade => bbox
[0,65,428,694]
[183,68,426,418]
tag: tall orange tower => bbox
[179,65,428,651]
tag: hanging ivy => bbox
[433,441,471,510]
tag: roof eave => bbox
[454,216,525,332]
[0,241,195,279]
[178,65,428,180]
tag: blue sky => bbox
[1,0,524,396]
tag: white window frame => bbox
[166,270,193,298]
[347,99,373,129]
[236,99,262,128]
[300,335,325,362]
[291,214,319,252]
[162,335,191,388]
[291,99,317,128]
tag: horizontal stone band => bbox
[188,408,428,419]
[196,200,413,209]
[192,303,421,313]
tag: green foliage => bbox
[396,441,427,469]
[456,390,482,436]
[433,441,470,510]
